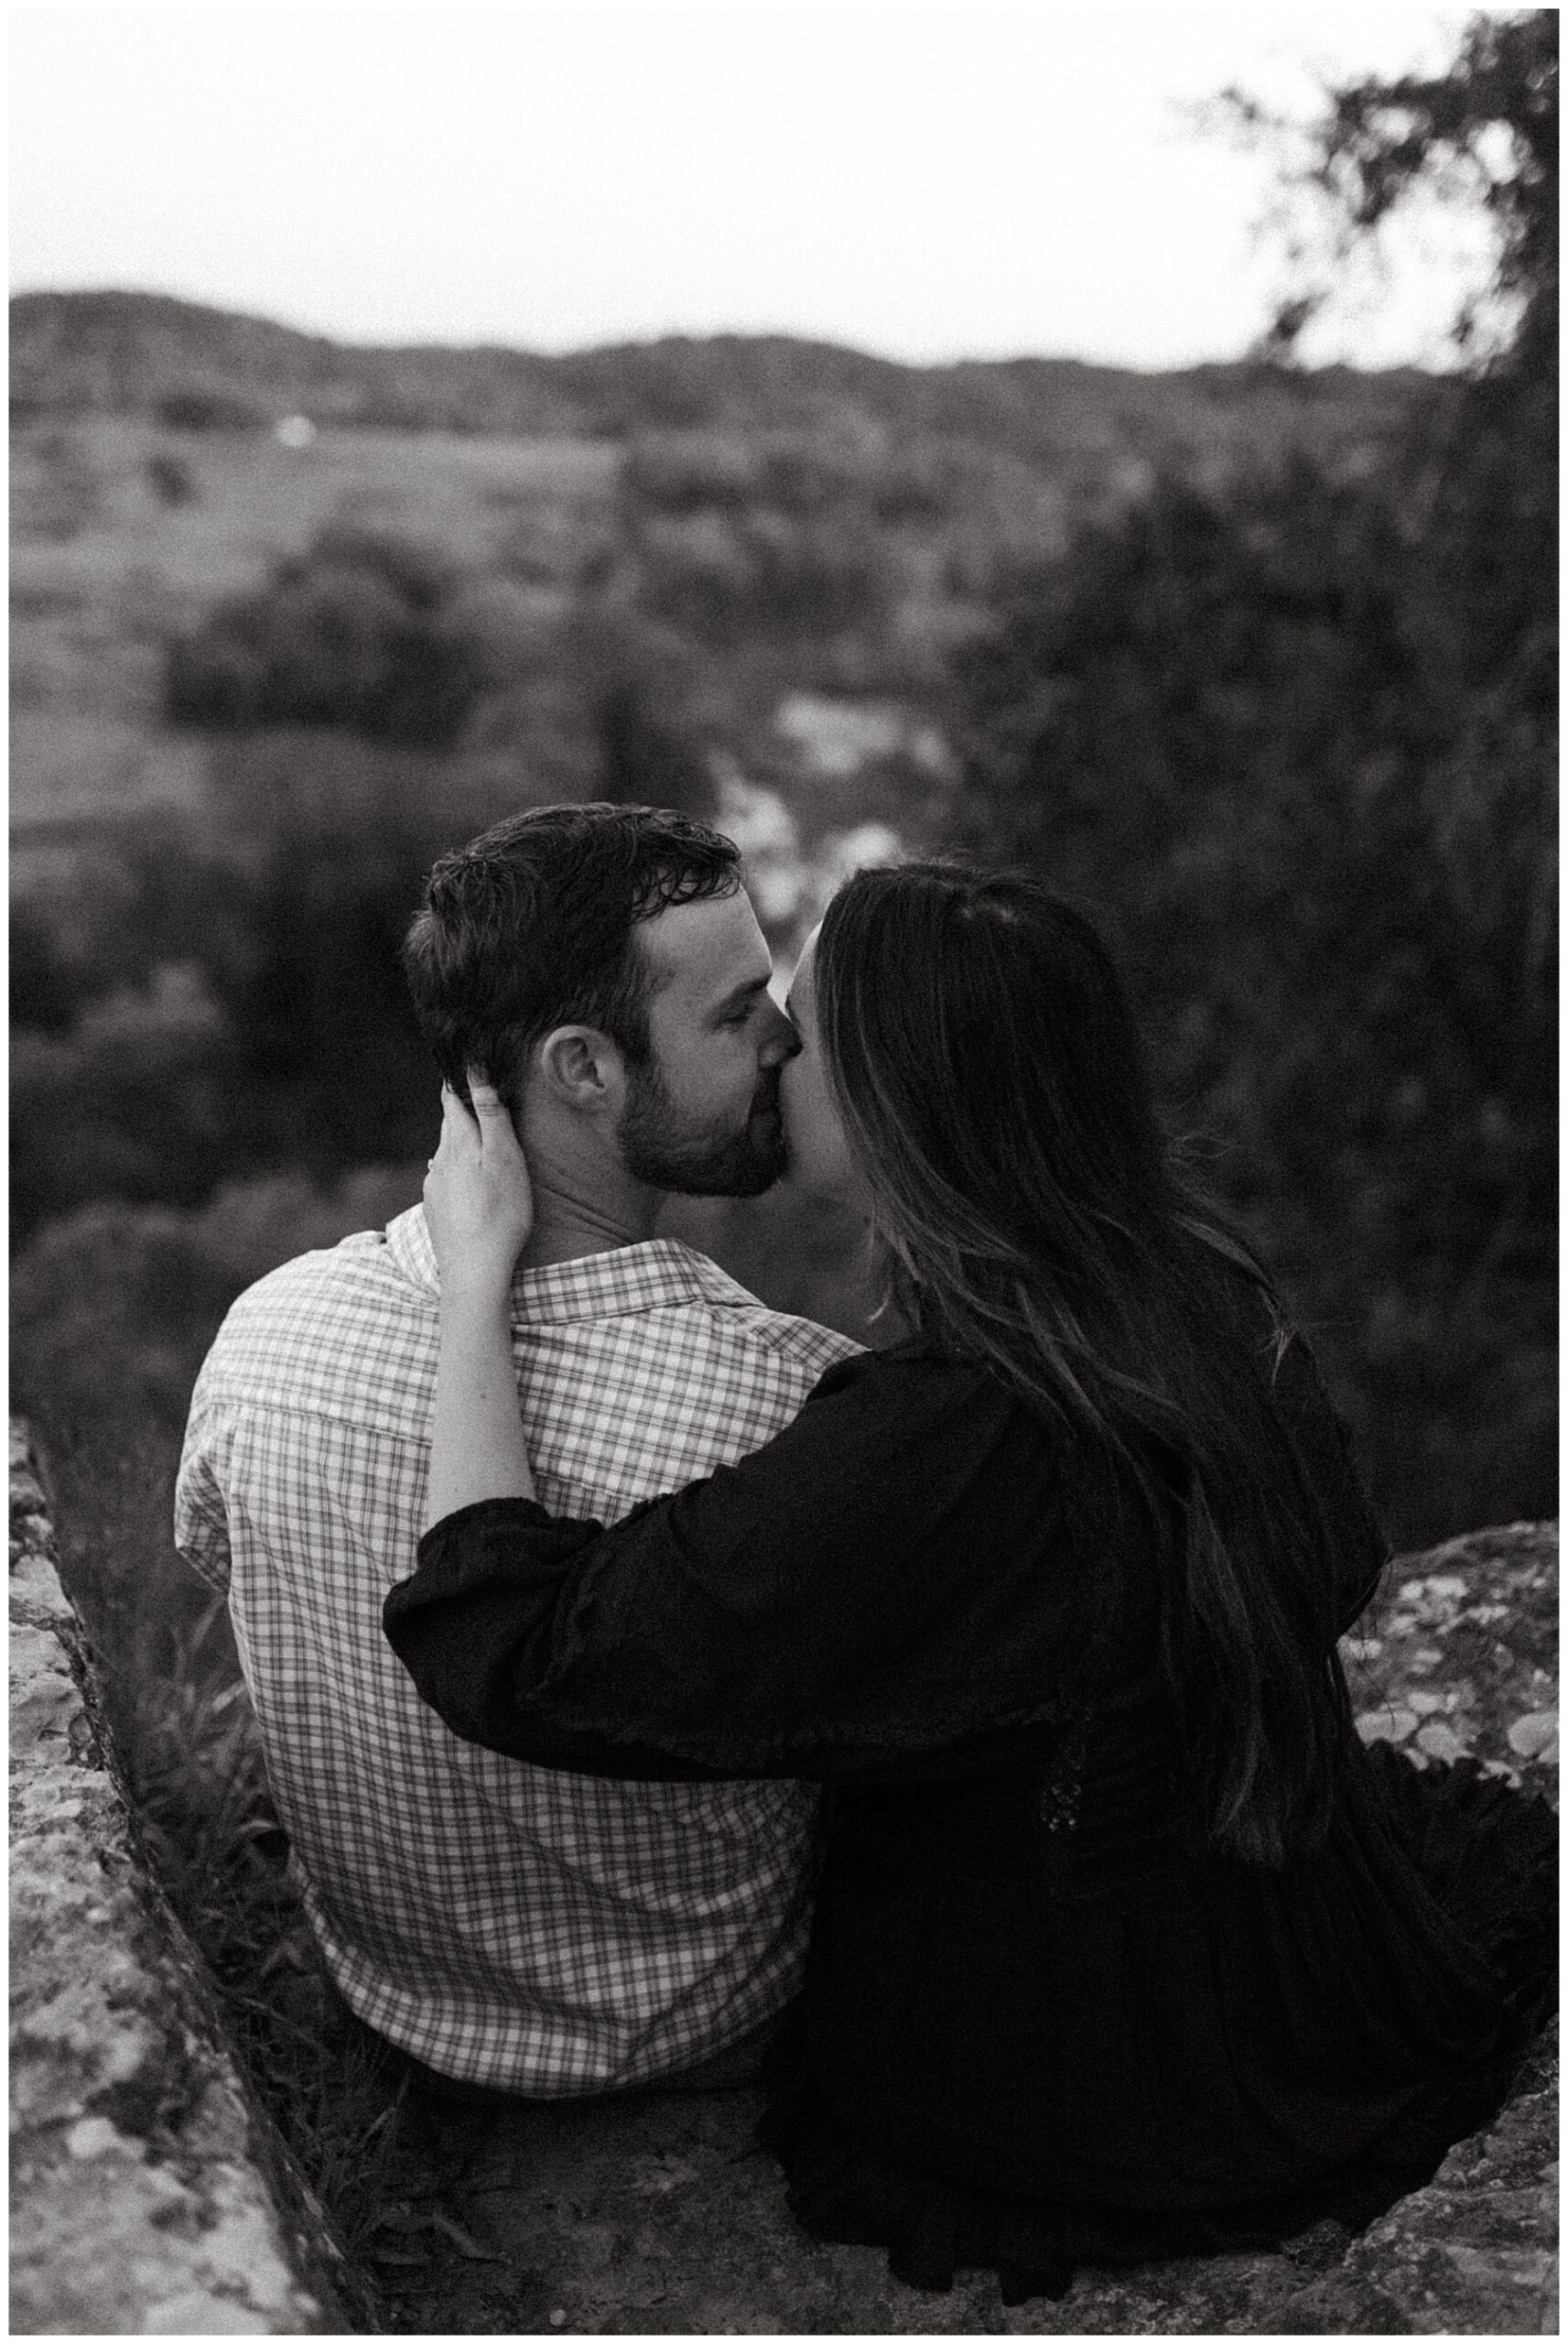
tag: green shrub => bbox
[636,505,891,646]
[10,966,239,1237]
[165,526,492,747]
[13,1166,423,1438]
[622,429,764,512]
[146,450,198,506]
[157,385,268,432]
[8,797,445,1245]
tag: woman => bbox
[385,862,1554,2303]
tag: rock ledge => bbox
[9,1418,350,2337]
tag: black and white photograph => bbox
[10,4,1557,2333]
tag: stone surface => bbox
[9,1418,350,2336]
[1345,1523,1559,1790]
[1277,2020,1559,2334]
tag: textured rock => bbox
[1345,1523,1558,1791]
[9,1419,349,2336]
[1277,2021,1559,2334]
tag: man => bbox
[176,802,859,2098]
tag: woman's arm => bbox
[425,1286,535,1527]
[387,1351,1068,1777]
[420,1080,537,1531]
[394,1493,771,1780]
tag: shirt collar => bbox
[383,1204,746,1324]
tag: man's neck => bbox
[658,1184,906,1347]
[521,1175,662,1269]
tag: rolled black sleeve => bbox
[383,1498,729,1777]
[384,1351,1076,1777]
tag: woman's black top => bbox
[384,1334,1555,2299]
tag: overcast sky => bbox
[11,2,1498,370]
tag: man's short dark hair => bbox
[402,802,743,1101]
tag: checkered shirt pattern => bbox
[175,1207,859,2094]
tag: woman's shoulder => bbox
[807,1337,1024,1411]
[795,1342,1056,1520]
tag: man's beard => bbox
[620,1058,786,1198]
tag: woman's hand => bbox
[421,1073,537,1528]
[424,1074,535,1301]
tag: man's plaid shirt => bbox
[175,1207,858,2094]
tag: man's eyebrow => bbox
[711,972,773,1015]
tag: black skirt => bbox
[760,1745,1557,2305]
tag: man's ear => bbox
[535,1025,626,1113]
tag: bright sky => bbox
[11,2,1498,370]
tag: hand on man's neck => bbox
[475,1084,665,1273]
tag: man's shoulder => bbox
[649,1245,863,1381]
[511,1250,860,1514]
[194,1217,435,1432]
[221,1222,425,1330]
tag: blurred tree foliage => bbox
[12,630,725,1247]
[15,1167,424,1447]
[156,385,269,432]
[11,749,489,1237]
[165,525,494,747]
[947,11,1555,1541]
[620,425,903,656]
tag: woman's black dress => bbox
[384,1335,1555,2302]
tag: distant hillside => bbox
[10,287,1458,870]
[11,288,1435,472]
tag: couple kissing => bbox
[180,800,1555,2304]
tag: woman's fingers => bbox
[426,1071,532,1275]
[466,1071,507,1124]
[465,1069,524,1163]
[438,1083,477,1155]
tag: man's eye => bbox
[721,1004,755,1028]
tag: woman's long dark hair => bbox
[815,860,1350,1866]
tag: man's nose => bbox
[757,995,801,1066]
